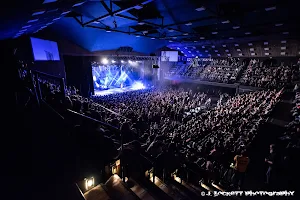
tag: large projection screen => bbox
[161,51,178,62]
[30,37,60,61]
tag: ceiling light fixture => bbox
[73,1,85,7]
[61,11,71,15]
[275,23,283,27]
[22,25,32,29]
[27,19,39,23]
[222,20,230,24]
[245,32,251,35]
[183,33,189,36]
[32,10,45,16]
[200,37,205,39]
[212,32,218,34]
[232,26,240,29]
[195,7,206,12]
[265,6,276,11]
[185,22,192,26]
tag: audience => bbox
[198,58,243,83]
[168,58,300,88]
[240,60,300,88]
[168,58,244,84]
[31,69,285,189]
[233,150,249,189]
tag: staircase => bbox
[80,168,242,200]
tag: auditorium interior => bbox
[5,0,300,199]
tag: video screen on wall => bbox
[161,51,178,62]
[30,37,60,61]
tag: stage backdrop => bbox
[63,55,94,97]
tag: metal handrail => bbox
[66,109,120,132]
[31,70,66,99]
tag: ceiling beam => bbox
[129,16,216,35]
[100,1,113,15]
[85,24,160,39]
[87,25,129,34]
[160,0,181,30]
[164,16,216,28]
[116,14,189,35]
[82,0,154,26]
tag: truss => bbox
[97,55,159,61]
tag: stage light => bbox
[85,177,95,191]
[121,60,125,63]
[112,60,116,63]
[128,60,132,64]
[101,58,109,64]
[93,76,96,81]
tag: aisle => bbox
[242,91,293,193]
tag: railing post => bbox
[121,131,125,182]
[153,167,155,183]
[29,70,40,106]
[34,74,42,101]
[186,170,189,182]
[60,78,66,99]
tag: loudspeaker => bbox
[152,64,159,68]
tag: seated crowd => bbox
[168,58,300,89]
[198,58,243,83]
[170,58,244,84]
[36,75,284,189]
[239,59,300,88]
[282,84,300,147]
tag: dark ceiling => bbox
[1,0,300,55]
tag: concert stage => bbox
[94,86,144,96]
